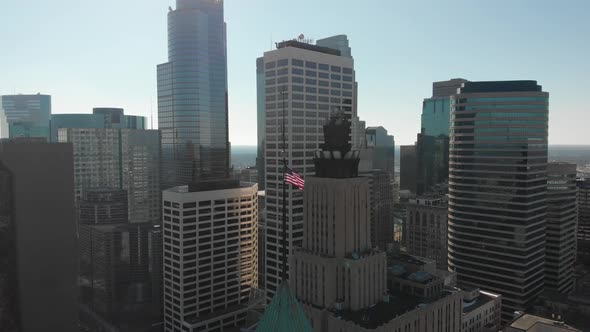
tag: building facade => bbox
[59,128,160,224]
[0,138,78,332]
[78,188,154,331]
[259,36,357,299]
[50,107,146,142]
[578,179,590,262]
[448,80,549,322]
[1,94,51,139]
[545,163,577,294]
[162,181,258,332]
[399,145,417,193]
[406,196,448,270]
[157,0,230,189]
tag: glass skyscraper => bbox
[1,94,51,140]
[157,0,229,189]
[447,80,549,322]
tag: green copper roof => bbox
[256,280,314,332]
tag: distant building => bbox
[1,94,51,139]
[59,128,160,224]
[78,188,154,331]
[162,180,258,332]
[233,166,258,183]
[259,35,358,300]
[578,179,590,262]
[400,145,417,193]
[448,80,549,322]
[504,313,581,332]
[50,107,146,142]
[0,138,78,332]
[546,163,577,294]
[406,196,448,270]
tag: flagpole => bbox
[281,88,287,282]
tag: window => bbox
[331,65,341,72]
[292,59,303,66]
[319,63,329,71]
[305,61,317,69]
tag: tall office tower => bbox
[399,144,417,193]
[406,196,448,270]
[578,179,590,262]
[59,128,160,223]
[290,114,387,331]
[1,94,51,139]
[415,79,468,195]
[259,36,357,299]
[50,107,146,142]
[0,138,78,332]
[365,126,395,176]
[78,188,154,331]
[162,180,258,332]
[545,163,577,294]
[360,126,396,250]
[448,80,549,322]
[157,0,230,189]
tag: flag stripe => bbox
[284,165,305,190]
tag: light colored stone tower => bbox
[290,113,387,330]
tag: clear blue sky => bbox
[1,0,589,145]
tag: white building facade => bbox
[259,37,357,299]
[162,182,258,332]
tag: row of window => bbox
[265,59,352,74]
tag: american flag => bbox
[284,165,304,190]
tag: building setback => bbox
[157,0,230,189]
[448,80,549,322]
[0,138,78,332]
[162,180,258,332]
[259,35,357,299]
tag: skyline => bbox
[1,0,589,145]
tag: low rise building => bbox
[504,313,581,332]
[461,287,502,332]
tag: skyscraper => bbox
[162,180,258,332]
[1,94,51,139]
[406,196,448,270]
[448,80,549,322]
[59,128,160,224]
[415,79,468,195]
[157,0,230,189]
[0,138,78,332]
[545,162,577,294]
[259,36,357,299]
